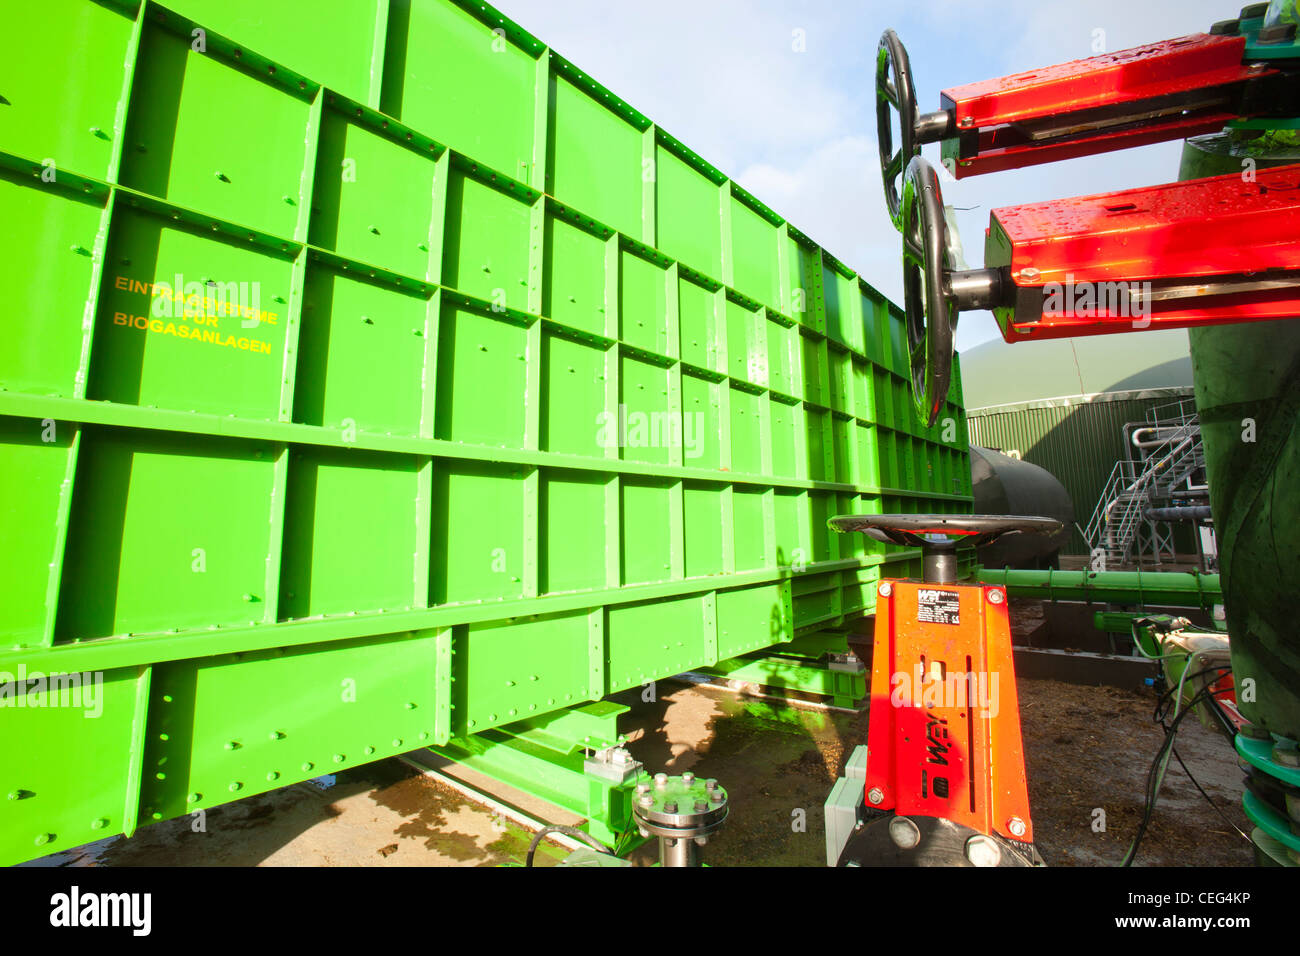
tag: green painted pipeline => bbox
[975,567,1221,610]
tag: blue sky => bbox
[493,0,1231,351]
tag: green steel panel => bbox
[542,214,608,338]
[90,206,295,419]
[678,277,720,372]
[0,417,78,648]
[607,596,709,692]
[655,143,722,281]
[56,427,279,641]
[539,470,608,594]
[770,398,798,478]
[733,488,768,571]
[382,0,538,180]
[310,115,440,279]
[725,298,761,385]
[455,612,592,732]
[441,169,534,309]
[120,22,313,239]
[786,237,821,331]
[619,354,673,465]
[766,321,794,398]
[164,0,384,105]
[802,335,827,406]
[773,490,803,567]
[888,315,908,375]
[806,408,830,481]
[729,385,763,474]
[0,0,137,183]
[822,261,848,347]
[717,583,791,659]
[681,374,722,471]
[139,629,448,821]
[620,249,670,356]
[1,665,151,864]
[433,301,529,446]
[550,76,643,239]
[809,494,834,562]
[295,267,432,436]
[858,288,886,366]
[541,329,607,457]
[281,449,425,618]
[0,175,100,398]
[620,478,674,585]
[852,359,873,419]
[730,197,781,309]
[831,416,853,484]
[0,0,973,865]
[431,460,528,603]
[683,482,725,578]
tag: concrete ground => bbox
[29,674,1253,868]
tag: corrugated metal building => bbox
[961,330,1196,555]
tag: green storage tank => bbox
[0,0,971,864]
[1178,129,1300,866]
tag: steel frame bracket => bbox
[938,32,1292,178]
[983,163,1300,341]
[427,701,644,846]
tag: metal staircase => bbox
[1083,399,1206,568]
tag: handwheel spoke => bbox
[881,79,899,108]
[903,235,923,264]
[885,150,903,182]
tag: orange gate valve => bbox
[828,514,1061,866]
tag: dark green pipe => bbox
[975,567,1221,610]
[1181,130,1300,741]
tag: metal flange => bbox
[632,772,729,866]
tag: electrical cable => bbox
[1130,617,1200,662]
[1157,689,1235,742]
[1170,746,1252,846]
[524,824,616,867]
[1122,683,1218,866]
[1121,614,1242,865]
[1153,664,1232,724]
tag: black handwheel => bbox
[901,156,957,428]
[828,514,1063,551]
[830,513,1063,584]
[876,29,919,232]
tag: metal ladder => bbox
[1083,399,1204,568]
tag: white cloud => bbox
[496,0,858,174]
[735,134,901,298]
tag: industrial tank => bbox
[1181,130,1300,743]
[969,446,1072,568]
